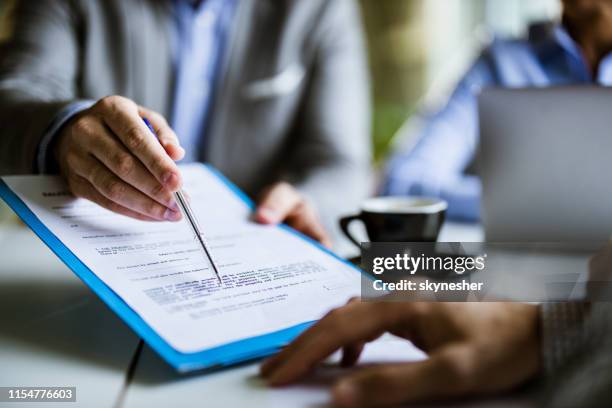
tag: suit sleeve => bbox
[0,0,84,174]
[287,0,372,245]
[540,302,591,374]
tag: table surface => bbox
[1,222,538,408]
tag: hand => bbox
[56,95,185,221]
[261,300,540,407]
[254,182,332,248]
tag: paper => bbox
[2,164,361,353]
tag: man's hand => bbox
[255,182,332,248]
[261,300,540,407]
[56,96,185,221]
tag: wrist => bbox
[37,100,94,174]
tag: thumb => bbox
[255,182,301,224]
[332,349,471,407]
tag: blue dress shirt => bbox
[170,0,236,162]
[37,0,236,172]
[383,23,612,221]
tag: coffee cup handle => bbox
[339,214,363,248]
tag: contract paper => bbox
[2,165,361,353]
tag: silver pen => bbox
[143,118,223,284]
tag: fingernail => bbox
[333,380,359,407]
[164,209,181,221]
[257,207,279,224]
[169,200,179,212]
[162,172,180,190]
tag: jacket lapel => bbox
[122,0,175,117]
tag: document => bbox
[2,165,361,353]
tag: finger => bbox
[332,347,474,407]
[139,107,185,161]
[262,302,397,385]
[67,174,160,222]
[261,297,370,375]
[83,121,178,210]
[255,182,302,224]
[287,204,332,248]
[339,297,366,367]
[346,297,361,305]
[340,342,365,367]
[99,97,182,191]
[261,301,370,378]
[71,154,181,221]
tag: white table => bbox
[2,222,537,408]
[0,226,139,408]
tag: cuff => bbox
[540,302,590,375]
[36,100,95,174]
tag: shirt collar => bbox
[553,25,585,62]
[553,24,612,84]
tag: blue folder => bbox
[0,165,361,372]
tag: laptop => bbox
[479,87,612,242]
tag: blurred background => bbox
[361,0,559,162]
[0,0,560,225]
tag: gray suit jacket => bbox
[0,0,371,242]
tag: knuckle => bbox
[145,200,165,218]
[124,127,145,151]
[103,179,124,200]
[98,95,117,111]
[98,95,127,112]
[321,307,342,326]
[326,307,350,329]
[114,153,135,177]
[151,182,168,199]
[71,117,92,136]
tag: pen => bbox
[143,118,223,284]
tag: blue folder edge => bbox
[0,164,365,373]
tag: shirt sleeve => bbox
[36,100,95,174]
[382,51,498,221]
